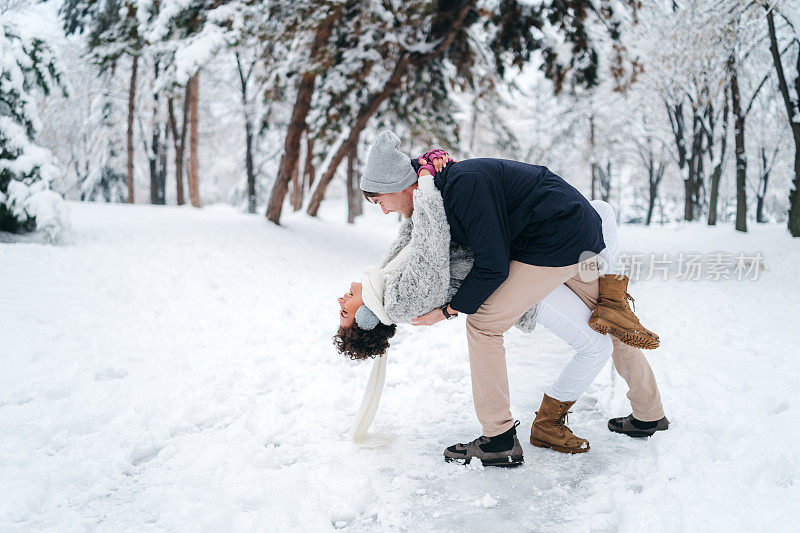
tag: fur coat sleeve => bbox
[380,175,538,332]
[379,218,413,269]
[382,176,451,323]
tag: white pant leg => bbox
[536,284,614,402]
[591,200,620,275]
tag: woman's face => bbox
[338,281,364,328]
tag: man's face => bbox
[367,184,417,218]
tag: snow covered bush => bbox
[0,20,69,241]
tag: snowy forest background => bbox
[5,1,800,530]
[2,0,800,239]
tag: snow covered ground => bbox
[2,200,799,532]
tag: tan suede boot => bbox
[530,394,590,454]
[588,274,660,350]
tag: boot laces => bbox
[626,293,636,312]
[464,435,489,448]
[596,293,636,313]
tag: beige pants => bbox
[466,259,665,437]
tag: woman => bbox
[335,155,623,454]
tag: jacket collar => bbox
[433,164,454,192]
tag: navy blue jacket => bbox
[432,158,605,314]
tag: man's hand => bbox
[411,305,458,326]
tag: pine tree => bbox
[0,21,68,239]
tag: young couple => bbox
[334,130,668,467]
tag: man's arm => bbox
[447,171,511,314]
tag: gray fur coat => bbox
[378,176,538,332]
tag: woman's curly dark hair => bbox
[333,322,397,360]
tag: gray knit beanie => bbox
[360,130,418,194]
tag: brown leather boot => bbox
[588,274,660,350]
[530,394,589,454]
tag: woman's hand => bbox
[412,304,458,326]
[417,149,454,177]
[411,307,447,326]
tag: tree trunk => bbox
[708,88,729,226]
[265,9,341,224]
[306,53,411,217]
[167,95,188,206]
[766,9,800,237]
[148,59,169,205]
[730,57,747,233]
[346,145,358,224]
[290,160,302,211]
[645,154,654,225]
[646,187,656,225]
[469,97,479,154]
[352,145,362,217]
[149,63,161,205]
[693,123,704,215]
[683,178,694,221]
[235,52,256,214]
[666,102,691,220]
[158,122,167,204]
[127,54,137,204]
[684,110,705,222]
[186,72,201,208]
[303,135,315,192]
[791,147,800,237]
[167,100,185,206]
[244,118,256,213]
[756,147,765,223]
[266,72,313,221]
[646,158,664,227]
[599,160,611,203]
[707,169,722,226]
[756,147,772,223]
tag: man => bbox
[360,130,668,465]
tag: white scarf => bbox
[359,266,393,326]
[350,243,414,447]
[349,354,395,447]
[359,244,413,326]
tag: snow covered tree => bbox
[60,0,144,203]
[0,19,68,239]
[301,0,638,220]
[224,2,290,213]
[77,89,128,202]
[637,1,735,223]
[156,0,267,208]
[765,3,800,237]
[38,33,130,203]
[265,0,343,224]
